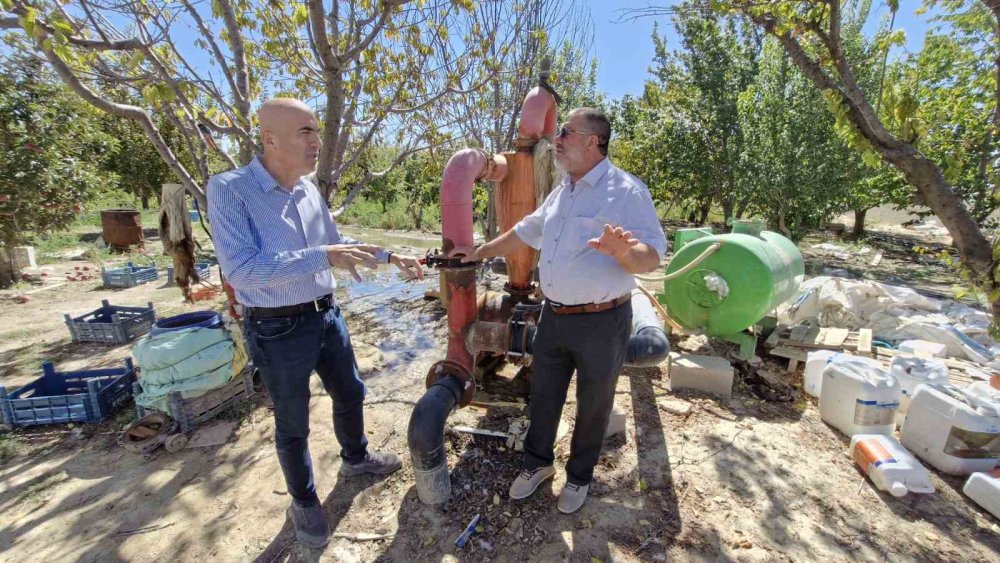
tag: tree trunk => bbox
[485,188,499,241]
[698,201,711,225]
[777,205,792,239]
[141,193,150,210]
[735,196,751,219]
[852,208,868,237]
[722,198,734,226]
[0,246,16,289]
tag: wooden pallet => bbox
[764,324,873,370]
[765,324,991,387]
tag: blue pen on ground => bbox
[454,513,481,548]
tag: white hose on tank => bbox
[635,242,722,283]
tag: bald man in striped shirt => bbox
[208,98,423,549]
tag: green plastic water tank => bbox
[662,223,804,337]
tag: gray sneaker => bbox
[287,501,330,548]
[558,482,589,514]
[508,466,556,500]
[339,450,403,476]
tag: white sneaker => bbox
[558,482,589,514]
[508,466,556,499]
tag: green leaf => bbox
[292,5,308,26]
[52,19,74,38]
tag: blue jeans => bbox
[243,305,368,507]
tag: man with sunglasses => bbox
[451,107,666,513]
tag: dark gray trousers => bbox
[523,299,632,485]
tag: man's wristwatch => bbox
[385,250,393,264]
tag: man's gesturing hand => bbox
[588,224,639,259]
[391,254,424,280]
[447,245,481,263]
[326,244,378,281]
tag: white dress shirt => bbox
[514,158,667,305]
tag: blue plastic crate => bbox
[102,261,159,288]
[65,300,156,344]
[165,262,212,286]
[0,359,136,427]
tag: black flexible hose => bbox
[625,326,671,367]
[408,374,464,504]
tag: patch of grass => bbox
[16,471,66,506]
[339,196,441,232]
[30,231,92,263]
[0,432,22,463]
[109,404,136,432]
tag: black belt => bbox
[247,295,334,318]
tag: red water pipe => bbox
[518,86,558,139]
[435,83,556,375]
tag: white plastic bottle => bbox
[850,434,935,497]
[963,468,1000,519]
[804,351,883,399]
[889,355,949,428]
[900,383,1000,475]
[820,359,900,437]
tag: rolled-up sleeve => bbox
[208,177,330,289]
[623,187,667,259]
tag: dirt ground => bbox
[0,225,998,562]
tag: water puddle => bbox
[334,265,443,377]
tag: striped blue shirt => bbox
[207,157,360,308]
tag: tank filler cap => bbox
[685,269,729,308]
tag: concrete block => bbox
[668,353,734,397]
[12,246,36,270]
[604,404,627,438]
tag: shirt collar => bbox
[575,158,611,189]
[249,156,304,193]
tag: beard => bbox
[554,154,569,177]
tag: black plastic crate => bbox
[134,368,258,433]
[0,359,136,427]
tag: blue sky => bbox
[590,1,946,101]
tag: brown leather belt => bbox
[549,294,630,315]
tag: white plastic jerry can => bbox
[820,358,901,437]
[900,383,1000,476]
[963,468,1000,519]
[889,354,948,429]
[850,434,935,497]
[804,351,882,399]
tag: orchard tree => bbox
[0,57,111,286]
[1,0,525,293]
[723,0,1000,318]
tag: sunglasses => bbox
[557,126,592,139]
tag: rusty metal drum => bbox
[101,209,144,249]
